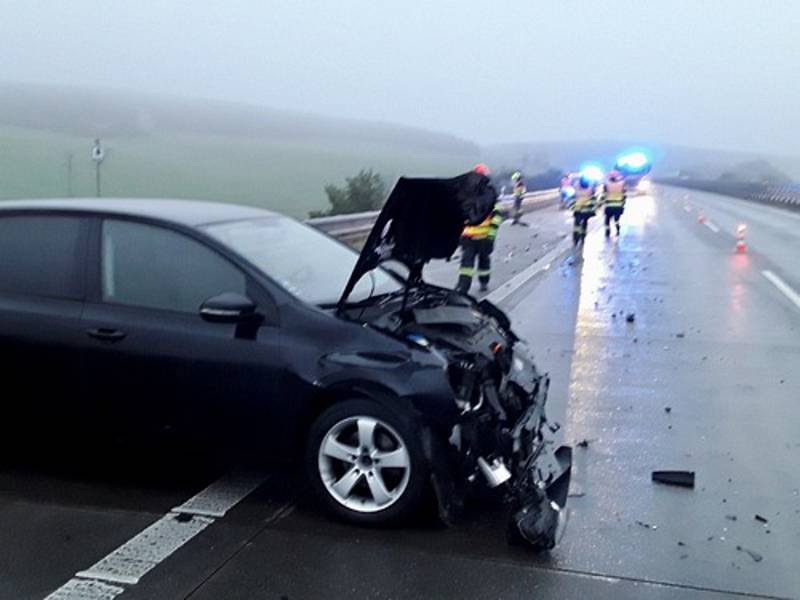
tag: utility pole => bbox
[65,152,74,197]
[91,138,105,197]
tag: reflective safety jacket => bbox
[572,186,596,214]
[463,202,504,240]
[604,180,626,208]
[513,182,526,198]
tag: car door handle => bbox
[86,328,127,342]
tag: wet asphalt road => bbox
[2,186,799,599]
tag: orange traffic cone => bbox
[697,211,705,224]
[735,224,747,253]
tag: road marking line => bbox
[44,578,125,600]
[76,514,215,585]
[45,469,268,596]
[486,236,572,305]
[172,469,267,517]
[762,270,800,311]
[704,221,720,233]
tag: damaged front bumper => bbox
[507,402,573,549]
[427,370,573,551]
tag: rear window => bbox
[0,215,84,299]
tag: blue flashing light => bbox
[617,151,651,174]
[580,164,605,183]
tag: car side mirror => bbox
[200,292,261,324]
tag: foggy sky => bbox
[2,0,798,155]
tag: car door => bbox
[81,217,282,447]
[0,213,89,436]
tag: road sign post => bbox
[91,139,105,197]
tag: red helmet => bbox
[608,169,623,182]
[472,163,490,176]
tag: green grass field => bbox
[0,126,477,218]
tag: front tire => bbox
[306,399,428,525]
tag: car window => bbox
[102,220,246,313]
[0,215,84,300]
[204,216,402,305]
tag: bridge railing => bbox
[306,188,559,243]
[656,178,800,212]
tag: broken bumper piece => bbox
[509,444,572,550]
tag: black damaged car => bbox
[0,173,571,549]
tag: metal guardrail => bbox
[306,188,559,243]
[656,178,800,212]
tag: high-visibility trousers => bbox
[456,237,492,293]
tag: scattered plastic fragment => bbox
[676,332,685,338]
[626,313,636,323]
[652,470,695,488]
[754,514,768,524]
[677,541,686,546]
[635,520,657,530]
[576,439,591,448]
[736,545,763,563]
[664,406,672,414]
[725,515,737,521]
[680,554,689,559]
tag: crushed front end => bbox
[347,286,573,550]
[443,323,572,550]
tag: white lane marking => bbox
[703,220,720,233]
[486,236,572,305]
[172,469,266,517]
[44,578,124,600]
[45,469,268,596]
[76,514,214,585]
[762,270,800,311]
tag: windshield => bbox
[204,216,402,305]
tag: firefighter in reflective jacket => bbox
[456,164,503,294]
[456,202,504,293]
[603,169,626,237]
[572,175,597,246]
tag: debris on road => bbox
[737,545,764,563]
[676,332,686,338]
[626,313,636,323]
[576,439,594,448]
[664,406,672,414]
[635,520,657,530]
[677,541,686,546]
[754,514,769,524]
[725,515,738,521]
[652,470,695,488]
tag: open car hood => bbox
[339,172,496,306]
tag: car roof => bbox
[0,198,277,227]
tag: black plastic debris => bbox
[174,512,193,523]
[664,406,672,414]
[755,514,769,524]
[635,520,657,530]
[736,545,763,563]
[626,313,636,323]
[652,470,695,488]
[725,515,738,521]
[576,439,591,448]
